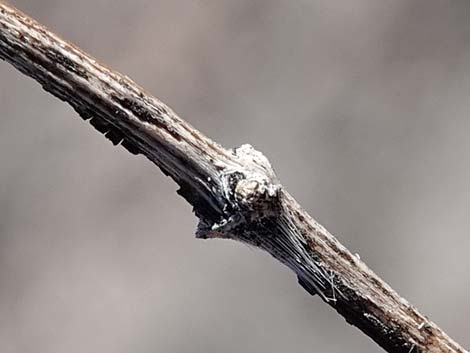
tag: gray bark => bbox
[0,1,467,352]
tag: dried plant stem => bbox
[0,2,467,352]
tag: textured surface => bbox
[0,0,465,349]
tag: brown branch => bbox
[0,2,466,352]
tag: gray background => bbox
[1,1,469,352]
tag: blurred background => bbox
[1,1,470,352]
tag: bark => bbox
[0,1,467,352]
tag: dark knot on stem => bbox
[196,144,281,239]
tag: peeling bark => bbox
[0,1,467,352]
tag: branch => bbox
[0,2,466,352]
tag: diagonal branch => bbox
[0,2,466,352]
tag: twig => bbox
[0,2,466,352]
